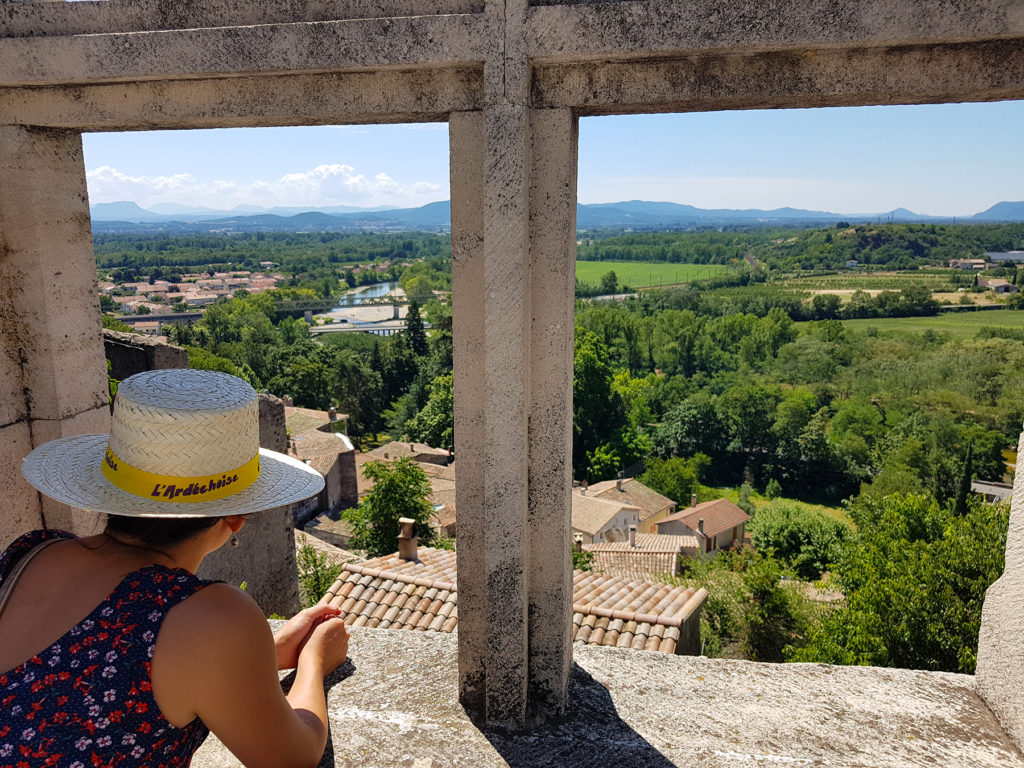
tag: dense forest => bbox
[102,220,1024,674]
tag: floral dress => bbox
[0,530,213,768]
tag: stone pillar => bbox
[451,0,577,724]
[976,426,1024,751]
[0,125,110,543]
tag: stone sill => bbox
[192,625,1023,768]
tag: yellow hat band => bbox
[100,446,260,503]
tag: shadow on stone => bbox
[281,659,357,768]
[481,663,676,768]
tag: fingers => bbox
[298,604,342,623]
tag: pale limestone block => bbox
[0,126,108,422]
[0,420,43,546]
[193,628,1024,768]
[0,332,26,428]
[525,107,577,720]
[450,110,488,720]
[976,427,1024,752]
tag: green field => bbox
[774,270,963,292]
[837,309,1024,338]
[575,260,730,289]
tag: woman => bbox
[0,369,350,768]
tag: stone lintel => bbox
[532,39,1024,114]
[0,14,486,87]
[0,68,483,133]
[527,0,1024,62]
[0,0,484,38]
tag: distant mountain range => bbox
[89,199,1024,234]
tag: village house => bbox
[950,258,989,269]
[979,278,1020,293]
[284,405,357,525]
[571,493,642,545]
[656,497,750,555]
[580,477,677,533]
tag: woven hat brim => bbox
[22,434,325,518]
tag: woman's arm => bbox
[152,584,350,768]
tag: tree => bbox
[953,443,973,517]
[405,299,428,357]
[404,373,454,451]
[748,502,849,580]
[639,454,709,506]
[342,458,436,557]
[573,328,625,479]
[599,270,618,295]
[788,493,1007,672]
[742,555,806,663]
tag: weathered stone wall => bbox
[197,393,301,616]
[976,427,1024,747]
[103,328,188,381]
[0,125,109,546]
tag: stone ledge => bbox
[192,626,1023,768]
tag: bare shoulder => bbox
[161,581,272,648]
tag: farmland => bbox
[575,260,730,289]
[838,308,1024,338]
[772,270,967,293]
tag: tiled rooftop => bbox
[571,494,640,536]
[320,547,705,654]
[290,429,352,461]
[660,498,749,538]
[583,478,676,521]
[584,533,699,579]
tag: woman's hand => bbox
[274,604,342,670]
[298,614,350,675]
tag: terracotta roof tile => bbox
[583,478,676,521]
[584,533,700,579]
[292,429,352,461]
[659,498,750,538]
[320,546,706,655]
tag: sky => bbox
[82,100,1024,217]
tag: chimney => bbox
[690,493,697,508]
[573,534,583,553]
[328,407,337,421]
[628,526,636,548]
[616,478,623,492]
[398,517,418,561]
[697,519,705,535]
[581,481,587,496]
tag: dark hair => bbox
[105,515,220,549]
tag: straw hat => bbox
[22,369,325,517]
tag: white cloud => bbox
[86,163,446,209]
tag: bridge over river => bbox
[309,320,413,336]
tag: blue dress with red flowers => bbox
[0,530,213,768]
